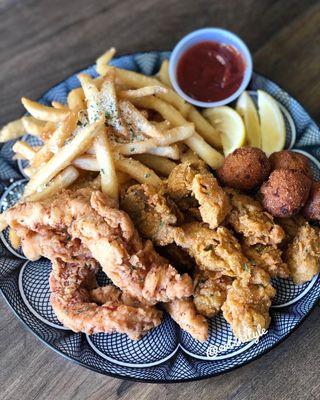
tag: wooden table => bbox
[0,1,319,399]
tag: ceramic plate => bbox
[0,51,319,383]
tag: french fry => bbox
[26,166,80,202]
[151,120,171,131]
[119,100,163,138]
[94,127,119,200]
[187,108,222,149]
[158,59,172,88]
[0,118,25,142]
[132,96,186,125]
[24,120,102,196]
[21,98,70,122]
[115,156,162,186]
[12,141,36,160]
[67,88,86,111]
[114,140,179,159]
[30,112,78,168]
[73,155,99,171]
[147,145,179,160]
[114,139,158,155]
[131,96,224,169]
[21,116,53,139]
[119,86,168,99]
[96,47,116,75]
[9,227,21,249]
[52,101,69,110]
[100,69,128,136]
[98,65,191,117]
[78,73,101,121]
[134,154,176,176]
[79,71,127,137]
[185,133,224,169]
[23,166,37,177]
[74,154,162,186]
[158,124,194,144]
[114,125,192,158]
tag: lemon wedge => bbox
[257,90,286,156]
[203,106,246,156]
[236,91,261,148]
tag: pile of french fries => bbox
[0,48,224,248]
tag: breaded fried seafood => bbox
[5,188,193,306]
[50,258,162,339]
[242,243,289,278]
[226,188,285,246]
[167,161,230,228]
[173,222,250,278]
[217,147,270,192]
[121,183,182,246]
[285,223,320,284]
[194,270,232,317]
[164,299,208,342]
[261,169,312,217]
[222,267,276,341]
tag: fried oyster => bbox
[173,222,250,278]
[167,161,230,228]
[194,270,233,318]
[242,243,289,278]
[222,267,276,342]
[285,223,320,284]
[226,188,285,246]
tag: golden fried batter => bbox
[6,188,193,305]
[166,161,207,202]
[222,267,276,342]
[226,188,285,246]
[194,270,233,317]
[173,222,250,277]
[276,214,306,241]
[191,171,231,229]
[50,259,162,339]
[242,243,289,278]
[286,223,320,284]
[164,298,208,342]
[121,183,182,246]
[167,162,230,228]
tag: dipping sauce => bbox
[177,41,246,103]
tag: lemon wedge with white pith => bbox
[257,90,286,156]
[236,91,261,148]
[203,106,246,156]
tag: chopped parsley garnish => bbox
[144,173,151,178]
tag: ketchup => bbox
[177,41,246,102]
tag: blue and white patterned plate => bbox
[0,51,319,383]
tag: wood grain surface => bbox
[0,1,319,399]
